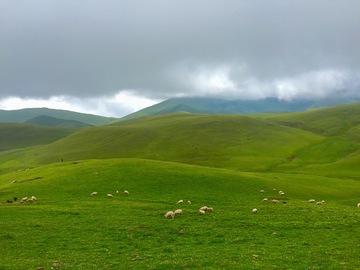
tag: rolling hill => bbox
[0,123,78,152]
[6,113,324,171]
[0,107,116,126]
[1,102,359,178]
[1,102,360,269]
[24,115,92,128]
[120,97,360,121]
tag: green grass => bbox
[0,114,324,172]
[1,103,360,269]
[0,123,77,151]
[0,159,359,269]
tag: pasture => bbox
[1,159,359,269]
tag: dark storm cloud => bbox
[1,0,359,101]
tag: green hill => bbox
[1,102,359,177]
[0,123,77,152]
[120,97,360,121]
[0,158,359,269]
[0,107,115,126]
[1,102,360,269]
[11,113,324,171]
[24,115,92,128]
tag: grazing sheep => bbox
[357,203,360,208]
[91,192,98,196]
[177,199,183,204]
[6,200,13,203]
[30,196,37,201]
[279,191,285,196]
[200,206,209,211]
[174,209,183,215]
[199,209,206,215]
[124,190,129,195]
[252,208,258,213]
[13,197,18,202]
[308,199,316,203]
[207,207,214,212]
[271,199,279,203]
[107,194,113,198]
[262,198,268,201]
[316,201,322,205]
[21,197,28,202]
[187,200,191,204]
[273,188,276,191]
[164,211,175,219]
[260,189,265,193]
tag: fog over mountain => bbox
[1,0,359,117]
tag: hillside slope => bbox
[8,113,323,171]
[1,102,360,177]
[0,107,115,126]
[252,102,360,174]
[24,115,92,128]
[0,123,77,151]
[0,158,359,269]
[120,97,360,121]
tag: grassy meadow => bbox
[1,103,360,269]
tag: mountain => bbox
[24,115,92,128]
[0,107,116,126]
[120,97,360,121]
[2,102,358,178]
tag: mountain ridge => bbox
[119,97,360,122]
[0,107,115,126]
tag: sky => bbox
[1,0,359,117]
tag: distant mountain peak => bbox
[120,96,360,122]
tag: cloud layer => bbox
[1,0,359,116]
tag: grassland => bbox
[1,103,360,269]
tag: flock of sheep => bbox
[90,190,129,198]
[256,187,335,213]
[164,199,215,219]
[2,195,37,205]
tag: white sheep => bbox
[316,201,322,205]
[91,192,98,196]
[200,206,209,211]
[272,199,279,203]
[260,189,265,193]
[107,194,113,198]
[357,203,360,208]
[207,207,214,212]
[279,191,285,196]
[199,209,206,215]
[174,209,183,215]
[262,198,268,201]
[164,211,175,219]
[124,190,129,195]
[308,199,316,203]
[177,199,183,204]
[252,208,258,213]
[30,196,37,201]
[187,200,191,204]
